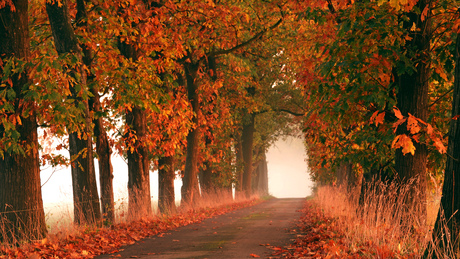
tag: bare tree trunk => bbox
[0,0,47,242]
[242,113,255,198]
[46,0,101,225]
[335,162,350,188]
[181,61,201,206]
[234,132,244,199]
[200,135,214,195]
[258,152,269,196]
[126,107,152,218]
[426,30,460,257]
[158,156,176,214]
[92,91,115,223]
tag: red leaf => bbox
[393,107,403,119]
[407,115,420,135]
[375,112,385,126]
[250,254,260,258]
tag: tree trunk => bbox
[251,146,262,194]
[200,135,214,195]
[427,32,460,257]
[258,151,269,196]
[393,0,431,221]
[346,164,361,206]
[116,18,152,218]
[335,162,350,188]
[181,61,201,206]
[91,90,115,223]
[242,113,255,198]
[234,132,244,199]
[0,0,47,242]
[126,107,152,218]
[76,0,115,224]
[158,156,176,214]
[46,0,101,225]
[200,162,214,195]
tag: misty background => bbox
[40,136,312,215]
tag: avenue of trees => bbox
[0,0,298,243]
[3,0,460,256]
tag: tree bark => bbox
[76,0,115,224]
[242,113,255,198]
[427,31,460,257]
[393,0,431,221]
[258,151,269,196]
[335,162,350,187]
[158,156,176,214]
[91,89,115,223]
[115,11,152,218]
[0,0,47,242]
[126,107,152,218]
[181,61,201,206]
[46,0,101,225]
[200,135,214,195]
[234,132,245,199]
[346,164,361,206]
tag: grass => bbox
[312,180,443,258]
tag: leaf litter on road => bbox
[269,200,406,259]
[0,199,260,258]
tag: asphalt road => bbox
[95,198,305,259]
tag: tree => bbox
[46,0,101,225]
[427,28,460,258]
[116,0,155,219]
[181,60,201,205]
[241,112,255,198]
[392,0,432,221]
[75,0,115,224]
[0,0,47,242]
[158,156,176,214]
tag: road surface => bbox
[96,198,305,259]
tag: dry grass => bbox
[314,180,442,258]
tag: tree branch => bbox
[208,18,283,57]
[428,87,454,108]
[277,108,304,117]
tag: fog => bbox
[40,136,312,209]
[266,136,312,198]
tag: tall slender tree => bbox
[46,0,101,225]
[75,0,115,224]
[116,1,153,219]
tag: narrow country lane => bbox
[95,198,305,259]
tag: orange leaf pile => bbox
[270,200,400,259]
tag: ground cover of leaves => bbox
[0,199,259,258]
[268,200,417,259]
